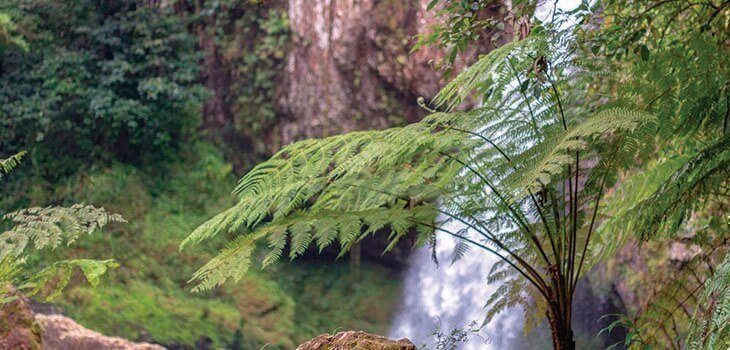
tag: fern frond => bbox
[181,123,467,252]
[23,259,119,301]
[0,151,26,179]
[187,206,439,291]
[1,204,125,260]
[631,136,730,241]
[618,245,728,350]
[686,254,730,350]
[433,38,532,111]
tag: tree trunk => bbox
[547,307,576,350]
[350,242,362,282]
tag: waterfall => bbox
[388,217,526,349]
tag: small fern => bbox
[1,204,126,260]
[0,150,25,179]
[0,152,123,302]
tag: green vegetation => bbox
[0,0,205,174]
[0,0,727,349]
[0,1,400,347]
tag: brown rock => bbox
[0,286,42,350]
[296,331,416,350]
[34,314,165,350]
[274,0,511,150]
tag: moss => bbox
[59,281,240,346]
[271,260,402,344]
[57,276,297,348]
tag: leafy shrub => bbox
[0,1,206,177]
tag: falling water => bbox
[388,217,528,349]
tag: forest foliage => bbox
[1,151,122,303]
[0,0,205,175]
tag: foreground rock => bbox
[297,331,415,350]
[35,314,164,350]
[0,287,42,350]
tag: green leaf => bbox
[639,45,650,61]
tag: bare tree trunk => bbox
[350,242,362,282]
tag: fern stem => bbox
[437,150,554,267]
[434,194,553,296]
[507,58,542,137]
[572,137,622,289]
[440,125,512,161]
[436,151,532,234]
[568,151,580,299]
[550,82,567,131]
[723,89,728,134]
[529,191,561,267]
[407,218,550,299]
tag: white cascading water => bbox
[389,217,525,349]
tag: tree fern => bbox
[602,243,727,350]
[630,136,729,241]
[183,21,660,349]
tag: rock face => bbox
[296,331,416,350]
[274,0,509,150]
[184,0,511,161]
[0,287,42,350]
[34,314,164,350]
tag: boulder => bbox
[0,286,42,350]
[34,314,164,350]
[296,331,415,350]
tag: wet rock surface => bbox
[296,330,416,350]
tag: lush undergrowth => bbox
[3,142,401,349]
